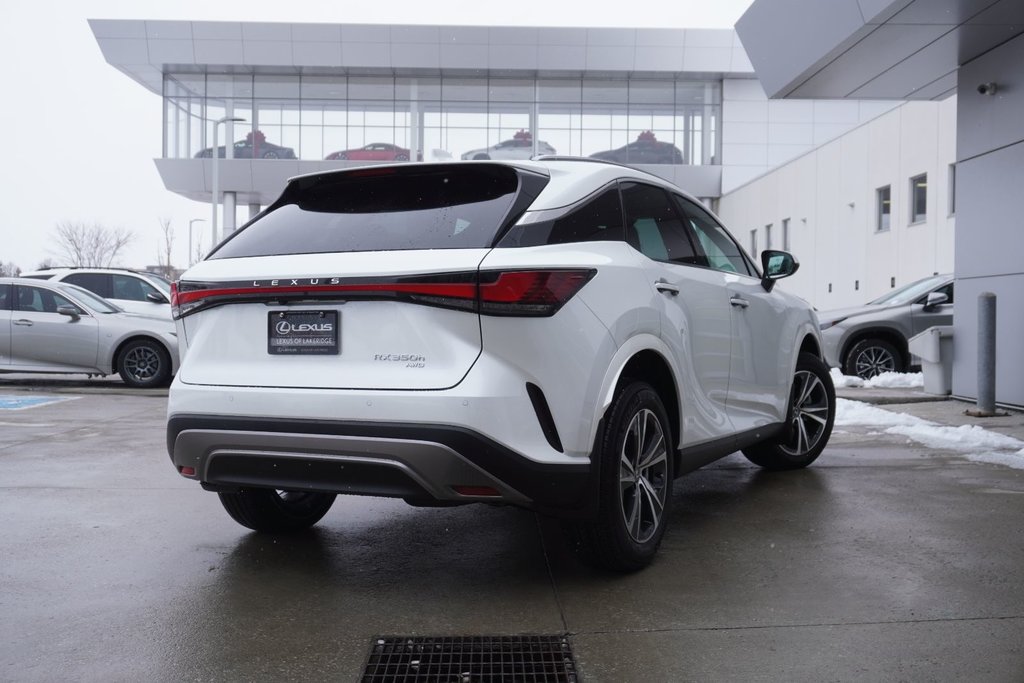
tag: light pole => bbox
[211,115,246,246]
[188,218,206,267]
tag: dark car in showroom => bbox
[590,131,684,165]
[325,143,414,161]
[195,130,296,159]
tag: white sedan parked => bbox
[0,278,179,388]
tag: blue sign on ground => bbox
[0,395,76,410]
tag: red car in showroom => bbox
[325,143,413,161]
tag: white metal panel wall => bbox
[953,32,1024,406]
[717,97,956,310]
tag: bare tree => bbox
[51,222,134,267]
[0,261,20,276]
[36,257,56,270]
[155,218,176,278]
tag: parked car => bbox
[0,278,179,388]
[819,273,954,378]
[195,130,296,159]
[20,267,172,317]
[325,143,413,161]
[461,130,555,160]
[590,131,684,165]
[167,158,834,571]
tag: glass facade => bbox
[163,73,721,165]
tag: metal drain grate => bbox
[361,635,578,683]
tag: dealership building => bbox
[90,5,1023,407]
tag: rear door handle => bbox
[13,319,33,326]
[655,282,680,296]
[730,297,749,308]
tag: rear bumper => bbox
[167,414,593,516]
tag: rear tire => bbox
[844,338,903,379]
[571,381,673,572]
[742,353,834,470]
[218,489,336,533]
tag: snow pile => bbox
[836,398,1024,469]
[829,368,924,389]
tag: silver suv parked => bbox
[819,274,953,378]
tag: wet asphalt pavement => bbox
[1,381,1023,681]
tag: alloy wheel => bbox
[854,346,896,378]
[123,345,161,381]
[619,408,669,544]
[780,370,831,456]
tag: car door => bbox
[0,284,11,366]
[10,285,99,370]
[910,281,954,335]
[675,196,791,431]
[620,181,734,445]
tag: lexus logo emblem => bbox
[275,320,334,335]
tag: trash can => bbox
[908,325,954,395]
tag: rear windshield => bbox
[211,165,521,259]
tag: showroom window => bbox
[910,174,927,224]
[765,223,773,250]
[876,186,891,232]
[781,218,790,250]
[750,229,757,256]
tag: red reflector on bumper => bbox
[452,485,501,497]
[179,466,196,477]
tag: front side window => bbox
[674,195,755,277]
[910,174,927,223]
[877,186,891,231]
[0,284,11,310]
[112,274,159,302]
[15,286,77,314]
[620,183,699,265]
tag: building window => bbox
[781,218,790,250]
[948,164,956,215]
[765,223,773,250]
[876,186,891,231]
[910,173,927,224]
[750,229,757,255]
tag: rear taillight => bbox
[172,269,594,320]
[479,270,595,316]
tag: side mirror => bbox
[56,305,81,321]
[924,291,949,309]
[146,291,169,304]
[760,250,800,292]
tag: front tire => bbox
[844,337,903,378]
[742,353,835,470]
[571,382,673,572]
[117,339,172,388]
[218,489,336,533]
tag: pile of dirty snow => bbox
[829,368,924,389]
[835,398,1024,469]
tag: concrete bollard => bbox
[967,292,1001,417]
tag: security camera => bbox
[977,82,998,96]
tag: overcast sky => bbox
[0,0,753,273]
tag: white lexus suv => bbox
[167,159,834,571]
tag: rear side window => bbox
[64,272,111,297]
[212,166,522,258]
[0,284,10,309]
